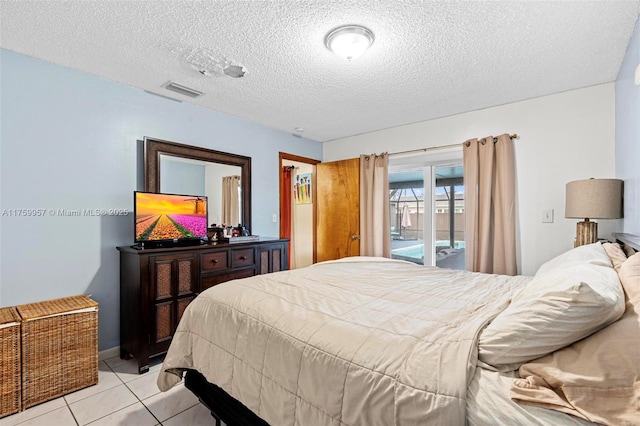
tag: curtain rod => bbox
[389,133,518,157]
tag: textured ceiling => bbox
[1,1,639,142]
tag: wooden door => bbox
[316,158,360,262]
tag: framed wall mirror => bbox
[143,137,252,232]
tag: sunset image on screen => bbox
[135,193,207,241]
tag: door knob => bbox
[351,234,360,241]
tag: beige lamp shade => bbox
[565,178,623,246]
[565,178,623,219]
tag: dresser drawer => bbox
[231,248,254,268]
[201,251,228,272]
[201,269,255,291]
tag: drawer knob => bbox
[212,259,219,264]
[240,255,247,260]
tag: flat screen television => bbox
[134,191,208,248]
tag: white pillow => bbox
[510,253,640,425]
[535,242,612,276]
[478,243,625,371]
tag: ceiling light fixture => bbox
[324,25,374,61]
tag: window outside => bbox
[389,165,465,270]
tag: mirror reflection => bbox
[160,154,242,227]
[143,137,251,232]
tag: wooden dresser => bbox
[117,238,288,373]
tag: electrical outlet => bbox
[272,213,278,223]
[541,209,554,223]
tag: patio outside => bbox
[389,166,465,270]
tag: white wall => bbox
[615,18,640,236]
[0,49,322,350]
[324,84,616,275]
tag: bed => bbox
[157,237,640,425]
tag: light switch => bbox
[272,213,278,223]
[541,209,554,223]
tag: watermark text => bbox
[2,208,130,217]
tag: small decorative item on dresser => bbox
[207,224,226,243]
[231,224,250,237]
[0,306,21,418]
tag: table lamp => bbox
[565,178,623,246]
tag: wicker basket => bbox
[17,295,98,409]
[0,307,21,418]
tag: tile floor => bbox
[0,356,215,426]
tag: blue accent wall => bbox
[0,49,322,350]
[615,17,640,235]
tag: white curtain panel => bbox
[359,153,391,257]
[463,134,516,275]
[222,175,240,226]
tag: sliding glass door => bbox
[389,151,465,270]
[433,165,465,270]
[389,170,425,264]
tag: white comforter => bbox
[158,257,530,426]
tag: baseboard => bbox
[99,346,120,361]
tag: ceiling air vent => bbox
[162,81,203,98]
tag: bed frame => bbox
[613,232,640,253]
[182,233,639,426]
[183,369,268,426]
